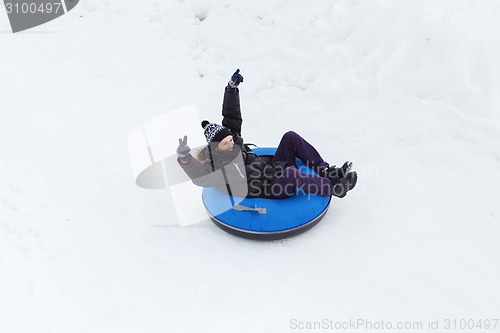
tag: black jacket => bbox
[178,88,284,198]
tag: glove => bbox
[227,69,244,92]
[176,135,191,159]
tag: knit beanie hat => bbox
[201,120,232,143]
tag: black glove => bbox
[227,69,244,93]
[176,135,191,158]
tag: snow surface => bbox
[1,0,500,332]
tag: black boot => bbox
[331,171,357,198]
[322,161,352,181]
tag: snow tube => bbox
[202,147,331,240]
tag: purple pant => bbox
[270,131,333,198]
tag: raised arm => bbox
[221,69,244,137]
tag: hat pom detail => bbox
[201,120,210,129]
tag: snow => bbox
[1,0,500,332]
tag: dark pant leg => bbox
[272,131,329,174]
[270,167,334,199]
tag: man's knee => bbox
[282,130,298,141]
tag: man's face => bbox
[217,135,234,152]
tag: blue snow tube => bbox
[202,147,331,240]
